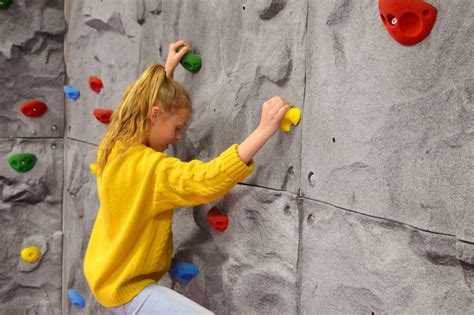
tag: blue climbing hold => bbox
[68,289,85,309]
[64,85,80,100]
[169,261,199,283]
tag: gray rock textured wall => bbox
[1,0,473,314]
[0,0,65,313]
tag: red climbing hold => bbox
[19,100,48,118]
[89,76,103,93]
[379,0,437,46]
[207,206,229,233]
[93,109,113,124]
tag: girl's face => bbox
[146,106,191,152]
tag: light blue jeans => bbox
[108,283,214,315]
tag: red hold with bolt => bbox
[19,100,48,118]
[379,0,437,46]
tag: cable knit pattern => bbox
[84,142,254,307]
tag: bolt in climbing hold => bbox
[19,100,48,118]
[207,206,229,232]
[307,214,315,225]
[379,0,437,46]
[64,85,80,100]
[8,153,37,172]
[20,246,41,263]
[169,261,199,283]
[89,76,103,93]
[177,45,202,73]
[0,0,12,10]
[280,107,301,133]
[93,109,113,124]
[68,289,86,309]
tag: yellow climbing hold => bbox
[280,107,301,133]
[21,246,41,263]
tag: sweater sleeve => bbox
[152,144,254,214]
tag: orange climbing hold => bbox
[89,76,103,93]
[93,109,113,124]
[19,100,48,118]
[207,206,229,233]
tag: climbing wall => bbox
[0,0,466,313]
[0,0,65,313]
[63,0,474,314]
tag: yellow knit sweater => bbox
[84,141,254,307]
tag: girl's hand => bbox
[256,96,291,138]
[237,96,290,164]
[165,40,191,79]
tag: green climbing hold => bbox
[8,153,37,173]
[0,0,13,10]
[177,45,202,73]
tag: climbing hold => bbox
[68,289,86,309]
[88,76,103,93]
[0,0,13,10]
[20,246,41,263]
[177,45,202,73]
[93,109,113,124]
[169,261,199,283]
[280,107,301,133]
[19,100,48,118]
[8,153,37,173]
[207,206,229,233]
[379,0,437,46]
[64,85,80,100]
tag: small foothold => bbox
[207,206,229,233]
[19,100,48,118]
[169,261,199,283]
[89,76,103,93]
[8,153,37,172]
[64,85,80,100]
[93,109,113,124]
[20,246,41,263]
[280,107,301,133]
[307,214,315,225]
[0,0,12,10]
[68,289,86,309]
[177,45,202,72]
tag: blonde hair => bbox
[95,64,191,176]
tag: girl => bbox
[84,40,291,314]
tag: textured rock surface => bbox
[0,139,63,314]
[0,0,65,138]
[301,0,474,243]
[170,186,299,314]
[299,199,474,314]
[0,0,65,313]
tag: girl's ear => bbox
[151,106,161,123]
